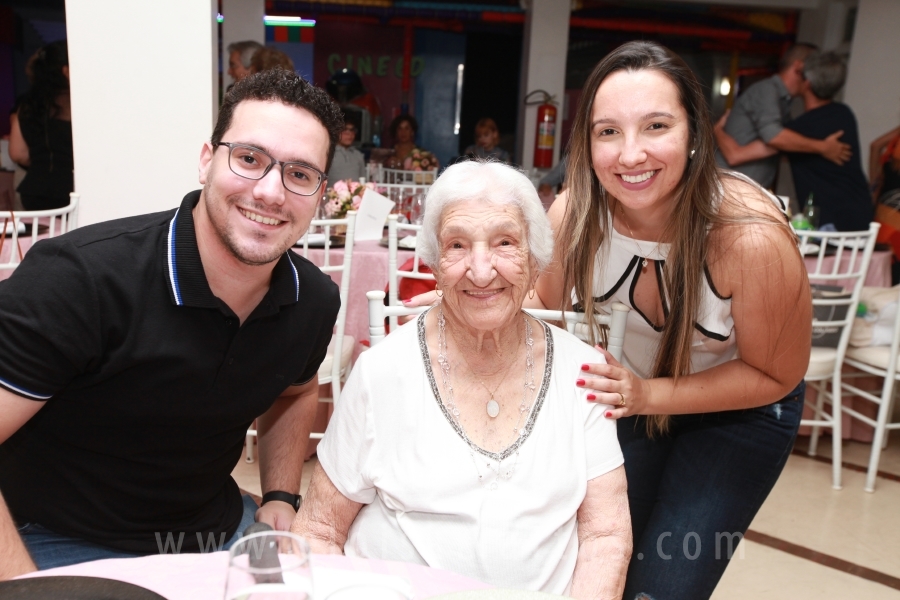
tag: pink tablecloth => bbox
[804,249,892,289]
[295,239,415,360]
[16,552,491,599]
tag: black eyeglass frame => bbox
[214,141,327,196]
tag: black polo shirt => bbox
[0,191,339,553]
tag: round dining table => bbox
[15,552,492,599]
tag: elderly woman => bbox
[292,160,630,598]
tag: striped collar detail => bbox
[0,375,54,400]
[167,209,183,306]
[165,191,302,310]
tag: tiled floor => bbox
[233,435,900,599]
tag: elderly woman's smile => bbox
[437,200,533,336]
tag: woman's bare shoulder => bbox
[709,174,797,271]
[717,173,785,222]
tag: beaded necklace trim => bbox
[417,308,554,461]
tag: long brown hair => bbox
[560,41,731,435]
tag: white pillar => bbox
[517,0,570,170]
[66,0,218,226]
[222,0,265,89]
[797,1,851,52]
[843,0,900,174]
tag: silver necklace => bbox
[618,204,661,271]
[452,332,520,419]
[437,307,536,490]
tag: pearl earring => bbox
[689,148,696,159]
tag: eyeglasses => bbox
[215,142,326,196]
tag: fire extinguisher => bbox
[525,90,557,169]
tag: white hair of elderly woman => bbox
[418,159,554,271]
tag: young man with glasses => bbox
[326,117,366,186]
[714,43,851,190]
[0,69,344,577]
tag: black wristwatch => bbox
[261,491,302,511]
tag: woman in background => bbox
[9,41,73,211]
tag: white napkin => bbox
[298,233,328,246]
[313,566,413,599]
[398,235,417,249]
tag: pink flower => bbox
[333,180,349,194]
[403,157,414,170]
[420,159,430,168]
[365,182,376,190]
[351,195,362,209]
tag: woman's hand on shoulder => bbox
[579,347,651,419]
[403,289,440,308]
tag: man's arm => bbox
[8,113,30,168]
[767,128,851,165]
[0,491,36,580]
[255,376,321,530]
[714,114,778,167]
[0,389,44,580]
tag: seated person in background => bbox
[0,69,342,576]
[292,159,631,598]
[870,124,900,203]
[869,125,900,280]
[716,51,873,231]
[327,118,366,186]
[227,40,263,83]
[463,118,511,163]
[250,47,294,74]
[383,114,438,172]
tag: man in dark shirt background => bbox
[784,51,873,231]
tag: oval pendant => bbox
[486,399,500,418]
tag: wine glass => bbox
[224,531,312,600]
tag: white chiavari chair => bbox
[367,290,630,362]
[841,283,900,492]
[799,223,880,489]
[245,211,357,462]
[0,192,79,272]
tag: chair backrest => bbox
[295,211,357,400]
[386,214,435,330]
[377,165,437,185]
[367,290,631,362]
[799,223,880,362]
[0,192,80,272]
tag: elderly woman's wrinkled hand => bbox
[578,347,650,419]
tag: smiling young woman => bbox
[532,41,811,600]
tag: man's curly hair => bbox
[212,69,344,171]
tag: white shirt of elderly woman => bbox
[291,160,631,599]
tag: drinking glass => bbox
[224,531,312,600]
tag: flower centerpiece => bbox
[402,149,438,184]
[323,179,376,218]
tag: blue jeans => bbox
[618,382,804,600]
[19,494,259,570]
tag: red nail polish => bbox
[605,411,613,418]
[576,379,585,386]
[581,364,590,371]
[586,394,596,401]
